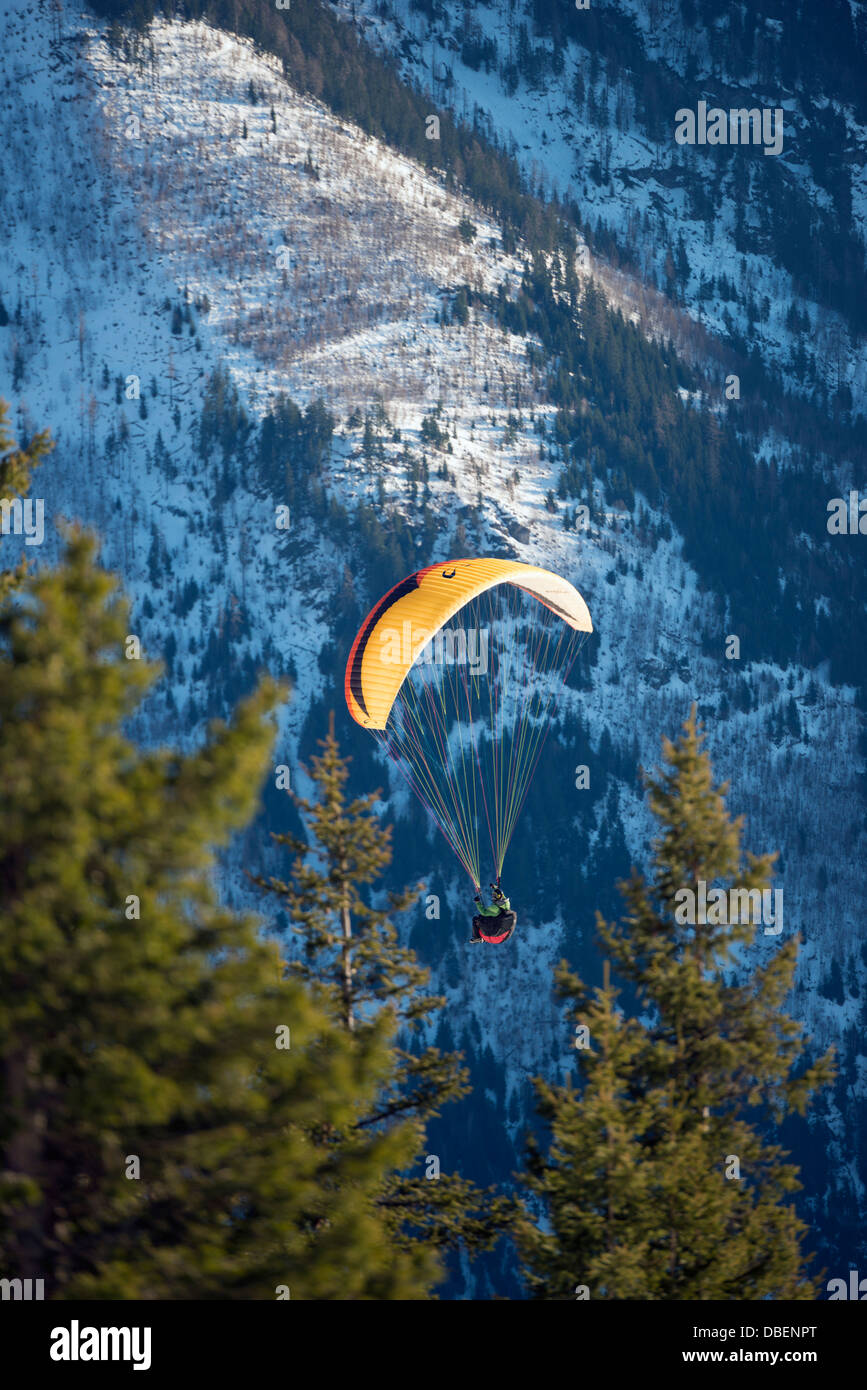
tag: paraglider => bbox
[345,557,593,942]
[469,883,516,945]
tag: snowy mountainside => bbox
[0,0,864,1282]
[343,0,867,408]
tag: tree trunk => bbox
[340,866,354,1032]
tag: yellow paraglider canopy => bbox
[345,557,592,730]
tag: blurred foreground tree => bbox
[0,502,435,1297]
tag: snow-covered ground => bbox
[342,0,867,409]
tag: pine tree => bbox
[518,962,661,1299]
[517,708,834,1300]
[0,531,435,1299]
[0,399,53,599]
[254,717,515,1260]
